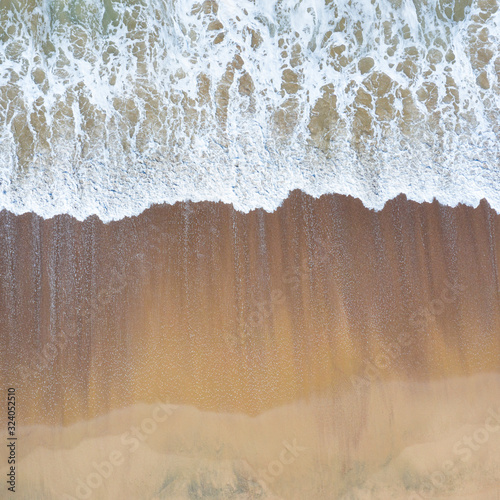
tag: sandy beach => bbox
[1,192,500,499]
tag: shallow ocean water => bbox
[0,0,499,220]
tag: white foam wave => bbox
[0,0,499,220]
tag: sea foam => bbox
[0,0,499,221]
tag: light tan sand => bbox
[3,374,500,499]
[1,192,500,498]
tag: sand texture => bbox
[1,192,500,499]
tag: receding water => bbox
[0,0,499,220]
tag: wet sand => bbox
[1,192,500,499]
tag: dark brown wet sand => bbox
[1,192,500,499]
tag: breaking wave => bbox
[0,0,499,220]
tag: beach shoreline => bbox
[1,191,499,498]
